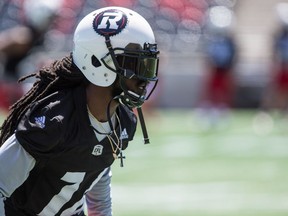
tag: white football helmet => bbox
[72,6,159,89]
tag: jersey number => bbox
[38,172,85,215]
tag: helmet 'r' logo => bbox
[93,9,128,37]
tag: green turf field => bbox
[1,109,287,216]
[111,109,288,216]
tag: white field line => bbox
[112,183,288,212]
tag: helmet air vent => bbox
[91,55,102,68]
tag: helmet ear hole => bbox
[91,55,101,68]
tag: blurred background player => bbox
[261,2,288,114]
[0,0,63,111]
[196,5,237,129]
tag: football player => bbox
[0,6,159,216]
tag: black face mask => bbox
[103,38,159,146]
[102,42,159,108]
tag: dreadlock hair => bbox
[0,53,88,145]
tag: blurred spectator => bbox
[261,2,288,113]
[0,0,63,80]
[0,0,63,111]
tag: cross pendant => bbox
[118,152,126,167]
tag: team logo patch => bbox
[93,9,128,37]
[92,145,103,156]
[35,116,46,128]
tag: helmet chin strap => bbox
[136,107,150,144]
[113,93,150,145]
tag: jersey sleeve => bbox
[0,134,36,199]
[0,196,4,216]
[15,99,65,159]
[85,168,112,216]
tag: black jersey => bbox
[6,86,137,215]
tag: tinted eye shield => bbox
[101,45,159,81]
[116,49,159,81]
